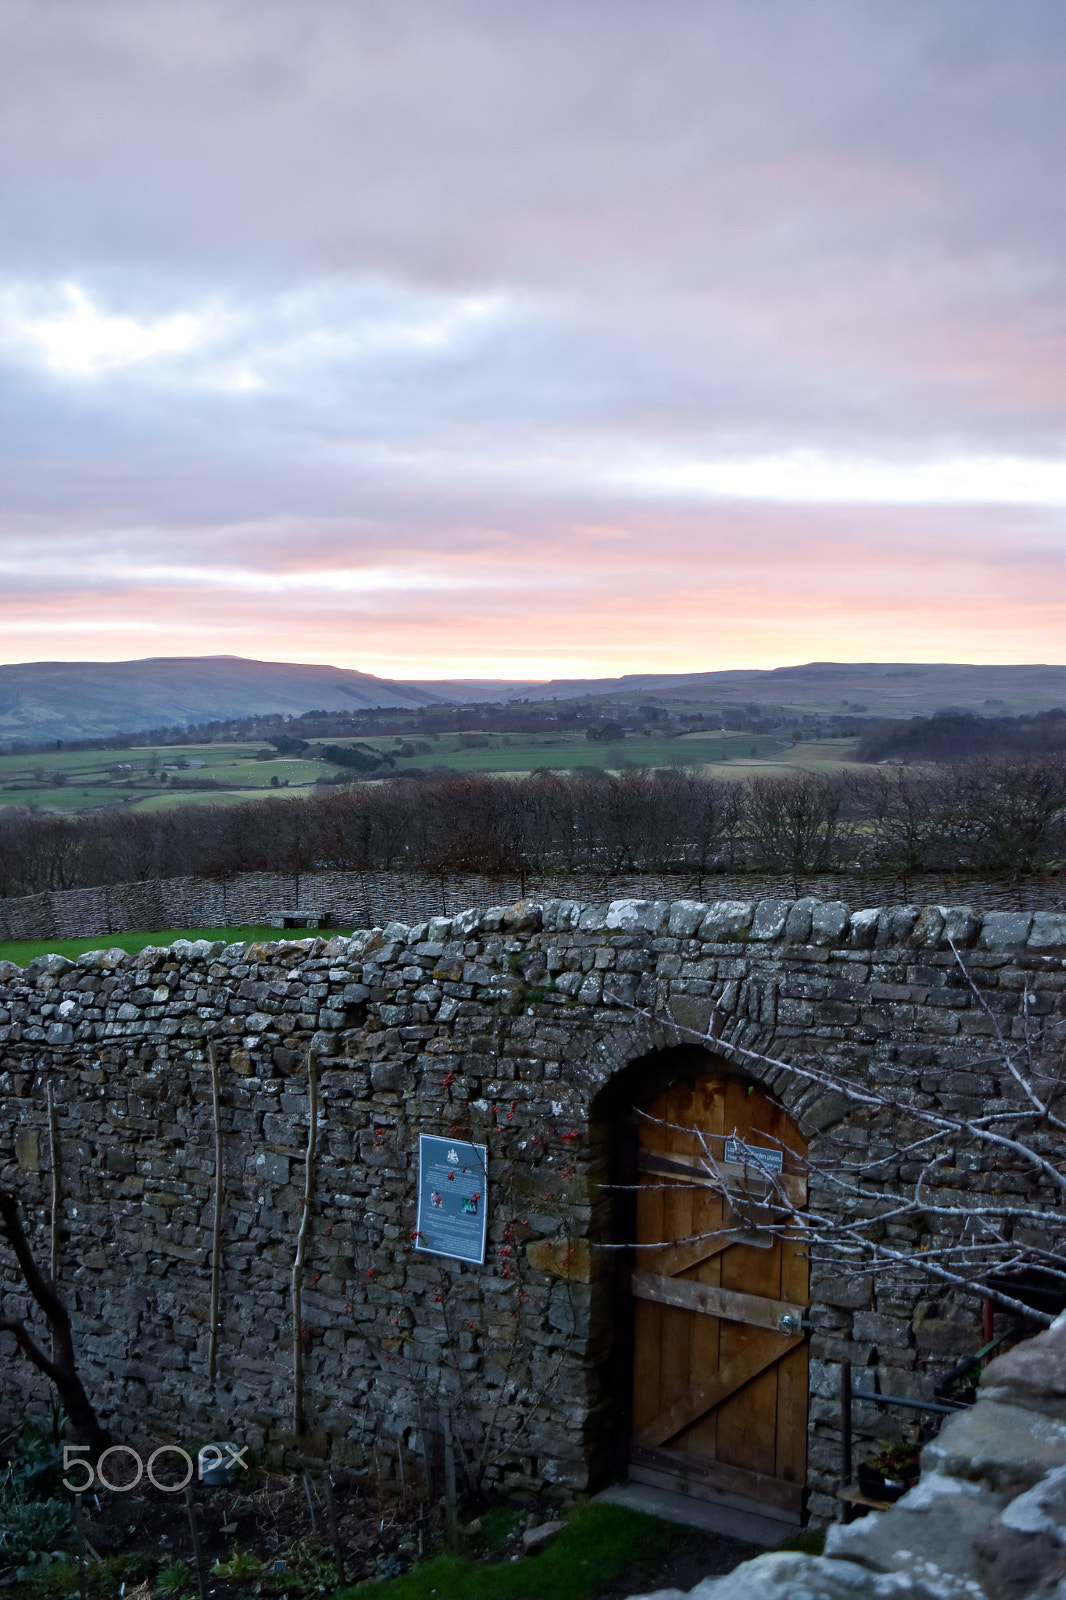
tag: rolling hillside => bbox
[0,656,481,742]
[0,655,1061,744]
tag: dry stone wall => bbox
[0,897,1064,1521]
[0,867,1057,943]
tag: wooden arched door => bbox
[629,1072,809,1524]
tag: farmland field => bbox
[0,730,864,815]
[0,742,337,813]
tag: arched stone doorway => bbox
[597,1045,809,1527]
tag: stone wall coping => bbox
[2,898,1061,987]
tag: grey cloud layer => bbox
[0,0,1061,657]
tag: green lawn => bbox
[336,1504,688,1600]
[0,925,349,968]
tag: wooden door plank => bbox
[685,1075,725,1459]
[660,1086,695,1412]
[646,1222,765,1273]
[632,1084,667,1432]
[774,1340,809,1486]
[629,1442,804,1518]
[631,1271,807,1332]
[635,1330,802,1448]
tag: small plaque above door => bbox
[724,1135,784,1174]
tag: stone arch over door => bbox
[591,1044,809,1528]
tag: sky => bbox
[0,0,1063,681]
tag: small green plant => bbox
[13,1551,151,1599]
[0,1496,73,1578]
[157,1558,193,1593]
[864,1437,921,1479]
[211,1547,262,1581]
[0,1421,65,1500]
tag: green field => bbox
[0,741,337,813]
[0,730,864,816]
[0,924,348,968]
[342,728,793,773]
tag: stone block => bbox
[784,898,817,942]
[699,901,755,942]
[818,1274,873,1311]
[605,899,669,934]
[1029,912,1066,950]
[909,907,944,947]
[932,907,975,950]
[980,912,1034,950]
[667,901,708,938]
[526,1239,596,1282]
[577,973,602,1005]
[667,994,716,1037]
[255,1150,290,1185]
[848,908,880,948]
[979,1312,1066,1421]
[750,898,791,940]
[921,1400,1066,1492]
[15,1127,40,1171]
[810,901,849,946]
[824,1472,1005,1590]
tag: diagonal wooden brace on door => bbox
[634,1328,804,1449]
[631,1270,809,1334]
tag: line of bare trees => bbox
[0,755,1062,901]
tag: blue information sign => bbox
[415,1133,489,1265]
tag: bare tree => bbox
[630,949,1066,1326]
[742,773,850,894]
[0,1188,108,1450]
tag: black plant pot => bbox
[857,1462,914,1503]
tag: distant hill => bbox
[531,662,1066,717]
[0,655,1061,744]
[0,656,457,743]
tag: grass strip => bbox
[0,925,352,968]
[335,1504,687,1600]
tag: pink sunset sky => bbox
[0,0,1062,681]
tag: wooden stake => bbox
[73,1495,88,1600]
[302,1470,318,1531]
[441,1409,459,1551]
[207,1043,224,1387]
[292,1051,318,1436]
[184,1485,208,1600]
[324,1476,345,1578]
[397,1425,407,1503]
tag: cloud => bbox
[0,0,1061,673]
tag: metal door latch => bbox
[779,1312,812,1336]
